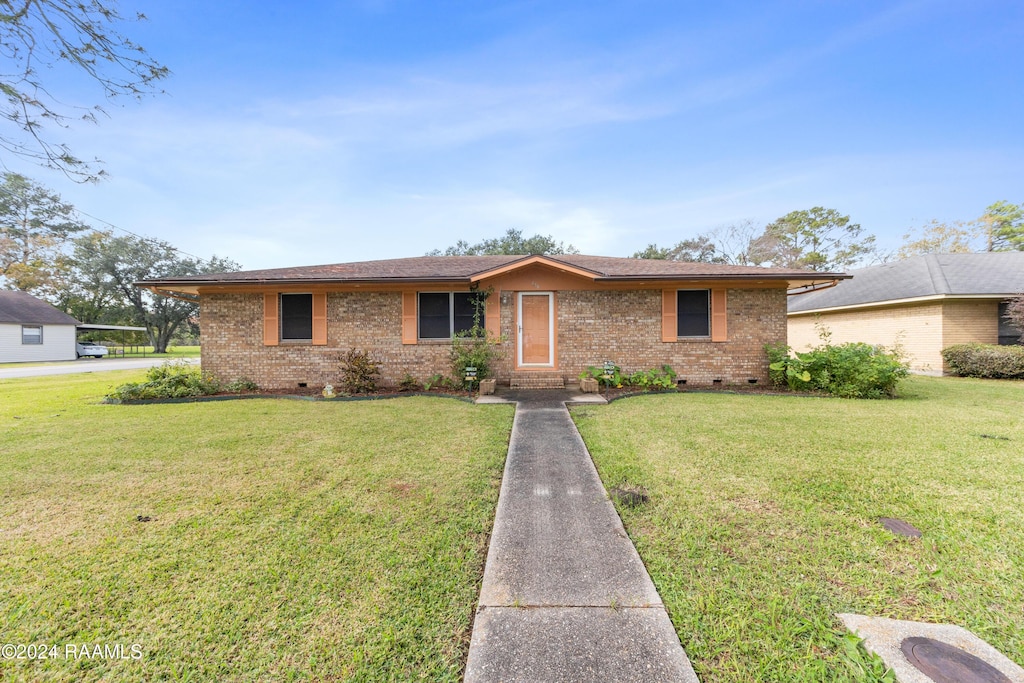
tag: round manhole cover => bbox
[900,637,1011,683]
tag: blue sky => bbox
[12,0,1024,270]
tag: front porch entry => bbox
[517,292,555,368]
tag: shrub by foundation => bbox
[942,343,1024,379]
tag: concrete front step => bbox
[509,372,565,389]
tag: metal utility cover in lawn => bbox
[837,614,1024,683]
[901,637,1011,683]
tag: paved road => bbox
[0,357,199,379]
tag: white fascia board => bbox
[787,293,1020,317]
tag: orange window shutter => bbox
[485,293,500,339]
[312,292,328,345]
[263,293,279,346]
[711,289,728,342]
[401,291,418,345]
[661,290,677,342]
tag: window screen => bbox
[22,325,42,344]
[453,292,478,335]
[419,292,486,339]
[418,293,451,339]
[280,293,313,340]
[677,290,710,337]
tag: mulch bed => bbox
[597,383,821,401]
[105,387,477,405]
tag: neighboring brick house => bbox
[788,252,1024,375]
[139,254,845,389]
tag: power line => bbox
[0,183,203,261]
[72,207,203,260]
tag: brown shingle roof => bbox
[138,254,846,288]
[0,290,80,325]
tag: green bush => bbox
[109,361,221,400]
[450,326,503,389]
[338,348,381,393]
[580,364,624,388]
[398,373,421,392]
[942,343,1024,379]
[626,365,677,390]
[579,364,677,390]
[223,378,259,393]
[766,342,909,398]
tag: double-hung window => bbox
[418,292,482,340]
[22,325,43,345]
[280,293,313,341]
[677,290,711,337]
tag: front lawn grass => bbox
[572,376,1024,682]
[0,371,513,682]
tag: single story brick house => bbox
[0,290,80,363]
[139,254,846,389]
[788,252,1024,375]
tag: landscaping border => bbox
[103,391,477,405]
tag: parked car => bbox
[76,342,109,359]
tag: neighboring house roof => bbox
[0,290,79,325]
[138,254,847,295]
[789,253,1024,314]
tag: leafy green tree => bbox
[631,243,672,259]
[0,172,90,292]
[980,201,1024,252]
[897,219,982,259]
[428,228,578,256]
[757,207,876,271]
[631,221,762,265]
[0,0,168,180]
[71,232,239,352]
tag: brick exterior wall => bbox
[787,299,999,375]
[201,287,787,389]
[548,288,784,384]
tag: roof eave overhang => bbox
[788,292,1020,316]
[137,265,850,296]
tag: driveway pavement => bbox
[0,357,198,379]
[465,389,698,682]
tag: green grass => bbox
[0,371,513,682]
[572,376,1024,682]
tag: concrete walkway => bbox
[465,390,698,682]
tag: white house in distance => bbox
[0,290,80,363]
